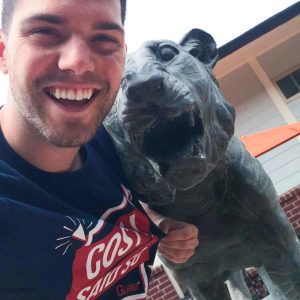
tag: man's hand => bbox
[141,203,199,264]
[157,217,199,264]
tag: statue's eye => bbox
[158,45,179,62]
[189,47,201,59]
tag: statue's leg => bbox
[253,185,300,299]
[268,220,300,299]
[256,266,288,300]
[258,261,300,300]
[187,276,232,300]
[226,270,252,300]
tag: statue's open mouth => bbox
[142,111,204,170]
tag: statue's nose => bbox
[126,73,164,103]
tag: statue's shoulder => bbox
[225,136,269,185]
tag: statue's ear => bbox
[179,28,218,69]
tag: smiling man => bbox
[0,0,198,299]
[1,0,126,170]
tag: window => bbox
[277,68,300,99]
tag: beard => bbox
[9,70,119,148]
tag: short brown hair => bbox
[1,0,17,34]
[1,0,127,34]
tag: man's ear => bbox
[179,28,218,69]
[0,30,8,74]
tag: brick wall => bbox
[244,268,269,299]
[147,265,180,300]
[279,184,300,233]
[147,184,300,300]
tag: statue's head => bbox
[105,29,235,205]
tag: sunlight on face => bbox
[2,0,126,147]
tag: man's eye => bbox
[92,35,118,44]
[91,34,122,55]
[31,28,60,37]
[28,28,63,47]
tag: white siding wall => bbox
[258,139,300,195]
[288,94,300,120]
[235,103,286,136]
[219,64,300,196]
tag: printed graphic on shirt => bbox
[55,217,96,255]
[57,186,158,300]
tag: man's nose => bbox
[58,37,95,75]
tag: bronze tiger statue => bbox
[104,28,300,300]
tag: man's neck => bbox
[0,106,83,173]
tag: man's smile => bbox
[42,86,102,110]
[49,87,95,101]
[45,87,100,101]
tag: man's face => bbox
[1,0,126,147]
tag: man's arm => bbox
[142,204,199,264]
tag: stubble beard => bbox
[10,73,118,148]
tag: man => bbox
[0,0,198,299]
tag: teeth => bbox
[49,88,95,101]
[61,89,67,99]
[67,89,75,100]
[188,111,195,127]
[193,144,201,155]
[55,89,61,99]
[86,89,93,99]
[83,89,88,99]
[76,89,84,100]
